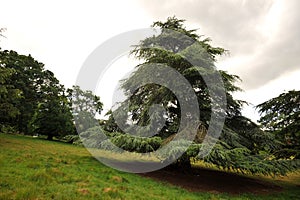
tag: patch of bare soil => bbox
[140,167,282,195]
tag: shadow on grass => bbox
[140,166,283,195]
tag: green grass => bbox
[0,133,299,200]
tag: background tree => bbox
[0,31,22,132]
[67,85,103,133]
[30,71,75,140]
[0,50,48,134]
[0,66,22,132]
[257,90,300,158]
[102,110,124,133]
[0,48,76,137]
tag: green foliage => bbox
[102,110,126,133]
[0,33,22,131]
[0,49,78,138]
[79,126,107,148]
[30,72,75,140]
[257,90,300,150]
[61,134,82,145]
[203,142,300,175]
[158,139,194,167]
[0,66,21,132]
[223,116,279,152]
[257,90,300,162]
[0,50,46,133]
[110,132,162,153]
[79,126,162,153]
[104,17,300,175]
[118,17,242,135]
[67,85,103,133]
[104,17,244,154]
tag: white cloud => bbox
[95,55,140,116]
[234,69,300,122]
[1,0,152,88]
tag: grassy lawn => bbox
[0,133,299,200]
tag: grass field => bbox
[0,133,299,200]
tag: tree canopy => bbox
[0,50,50,133]
[103,17,300,175]
[30,72,75,140]
[0,47,97,139]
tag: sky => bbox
[1,0,299,122]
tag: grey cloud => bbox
[235,0,300,89]
[136,0,300,89]
[136,0,273,54]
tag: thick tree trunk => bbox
[47,134,53,140]
[165,155,192,173]
[176,158,192,171]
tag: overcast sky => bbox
[1,0,299,122]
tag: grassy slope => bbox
[0,134,299,200]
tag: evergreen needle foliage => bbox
[103,17,300,175]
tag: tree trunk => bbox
[165,154,192,173]
[47,134,53,140]
[176,158,192,171]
